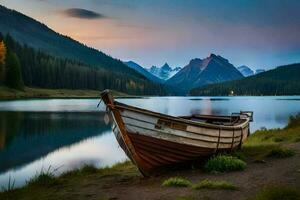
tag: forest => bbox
[189,63,300,96]
[0,33,166,95]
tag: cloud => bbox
[62,8,106,19]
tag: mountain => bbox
[148,63,181,80]
[237,65,254,77]
[123,61,163,83]
[165,54,243,94]
[255,69,265,74]
[0,5,145,77]
[0,5,166,95]
[189,63,300,96]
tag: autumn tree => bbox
[0,41,6,84]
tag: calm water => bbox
[0,96,300,189]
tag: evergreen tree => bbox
[5,51,24,90]
[0,40,6,84]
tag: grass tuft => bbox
[204,155,246,173]
[27,170,58,187]
[162,177,192,187]
[252,185,300,200]
[267,147,295,158]
[192,179,237,190]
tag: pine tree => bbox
[0,41,6,84]
[5,51,24,90]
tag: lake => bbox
[0,96,300,189]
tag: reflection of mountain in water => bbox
[0,112,109,173]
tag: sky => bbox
[1,0,300,70]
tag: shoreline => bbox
[2,86,300,101]
[0,87,130,100]
[1,117,300,200]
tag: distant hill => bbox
[0,5,165,95]
[189,63,300,96]
[165,54,243,94]
[0,5,145,77]
[148,63,181,80]
[123,61,163,83]
[237,65,254,77]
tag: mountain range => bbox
[1,5,297,96]
[148,63,181,80]
[123,61,163,83]
[165,54,243,94]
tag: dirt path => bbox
[95,143,300,200]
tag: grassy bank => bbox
[240,114,300,161]
[1,115,300,200]
[0,86,127,100]
[0,161,140,200]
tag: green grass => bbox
[267,147,295,158]
[0,86,128,100]
[61,161,137,179]
[241,114,300,160]
[26,166,60,187]
[162,177,192,187]
[252,185,300,200]
[0,160,138,200]
[61,164,98,177]
[192,179,237,190]
[204,155,246,173]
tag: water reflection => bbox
[0,112,112,172]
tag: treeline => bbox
[0,33,166,95]
[189,63,300,96]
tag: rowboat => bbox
[100,90,253,176]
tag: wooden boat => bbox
[100,90,253,176]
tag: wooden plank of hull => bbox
[127,132,216,172]
[121,110,249,149]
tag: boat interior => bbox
[180,114,245,126]
[113,100,252,127]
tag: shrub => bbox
[162,177,191,187]
[192,179,237,190]
[204,155,246,173]
[267,147,295,158]
[253,185,300,200]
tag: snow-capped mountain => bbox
[148,63,181,80]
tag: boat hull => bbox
[100,90,252,176]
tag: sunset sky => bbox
[1,0,300,70]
